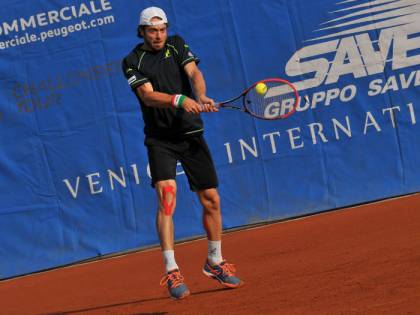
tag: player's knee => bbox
[159,184,177,216]
[202,190,220,214]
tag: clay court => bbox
[1,193,419,315]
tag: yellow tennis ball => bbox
[255,82,267,95]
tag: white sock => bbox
[207,240,223,265]
[162,250,179,273]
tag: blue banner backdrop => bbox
[0,0,419,279]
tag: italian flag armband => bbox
[172,94,186,108]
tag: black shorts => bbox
[145,134,219,191]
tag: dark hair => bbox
[137,25,144,39]
[136,23,169,39]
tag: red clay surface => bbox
[1,194,420,315]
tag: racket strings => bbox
[244,81,297,119]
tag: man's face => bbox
[141,17,167,51]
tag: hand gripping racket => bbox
[216,78,299,120]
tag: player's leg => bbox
[146,139,190,299]
[178,135,221,252]
[196,188,243,288]
[198,188,222,241]
[180,135,244,288]
[196,188,223,263]
[155,179,177,266]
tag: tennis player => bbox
[122,6,244,300]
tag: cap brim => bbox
[143,20,167,26]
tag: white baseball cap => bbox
[139,7,168,26]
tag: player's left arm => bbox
[184,62,218,112]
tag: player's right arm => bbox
[136,83,202,114]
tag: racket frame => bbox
[217,78,299,120]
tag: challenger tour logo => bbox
[265,0,420,114]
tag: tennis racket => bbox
[217,78,299,120]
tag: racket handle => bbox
[198,102,221,112]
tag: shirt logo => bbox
[164,49,171,59]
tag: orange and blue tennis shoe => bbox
[202,260,244,288]
[160,269,190,300]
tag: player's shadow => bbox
[43,295,169,315]
[192,286,231,296]
[44,287,228,315]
